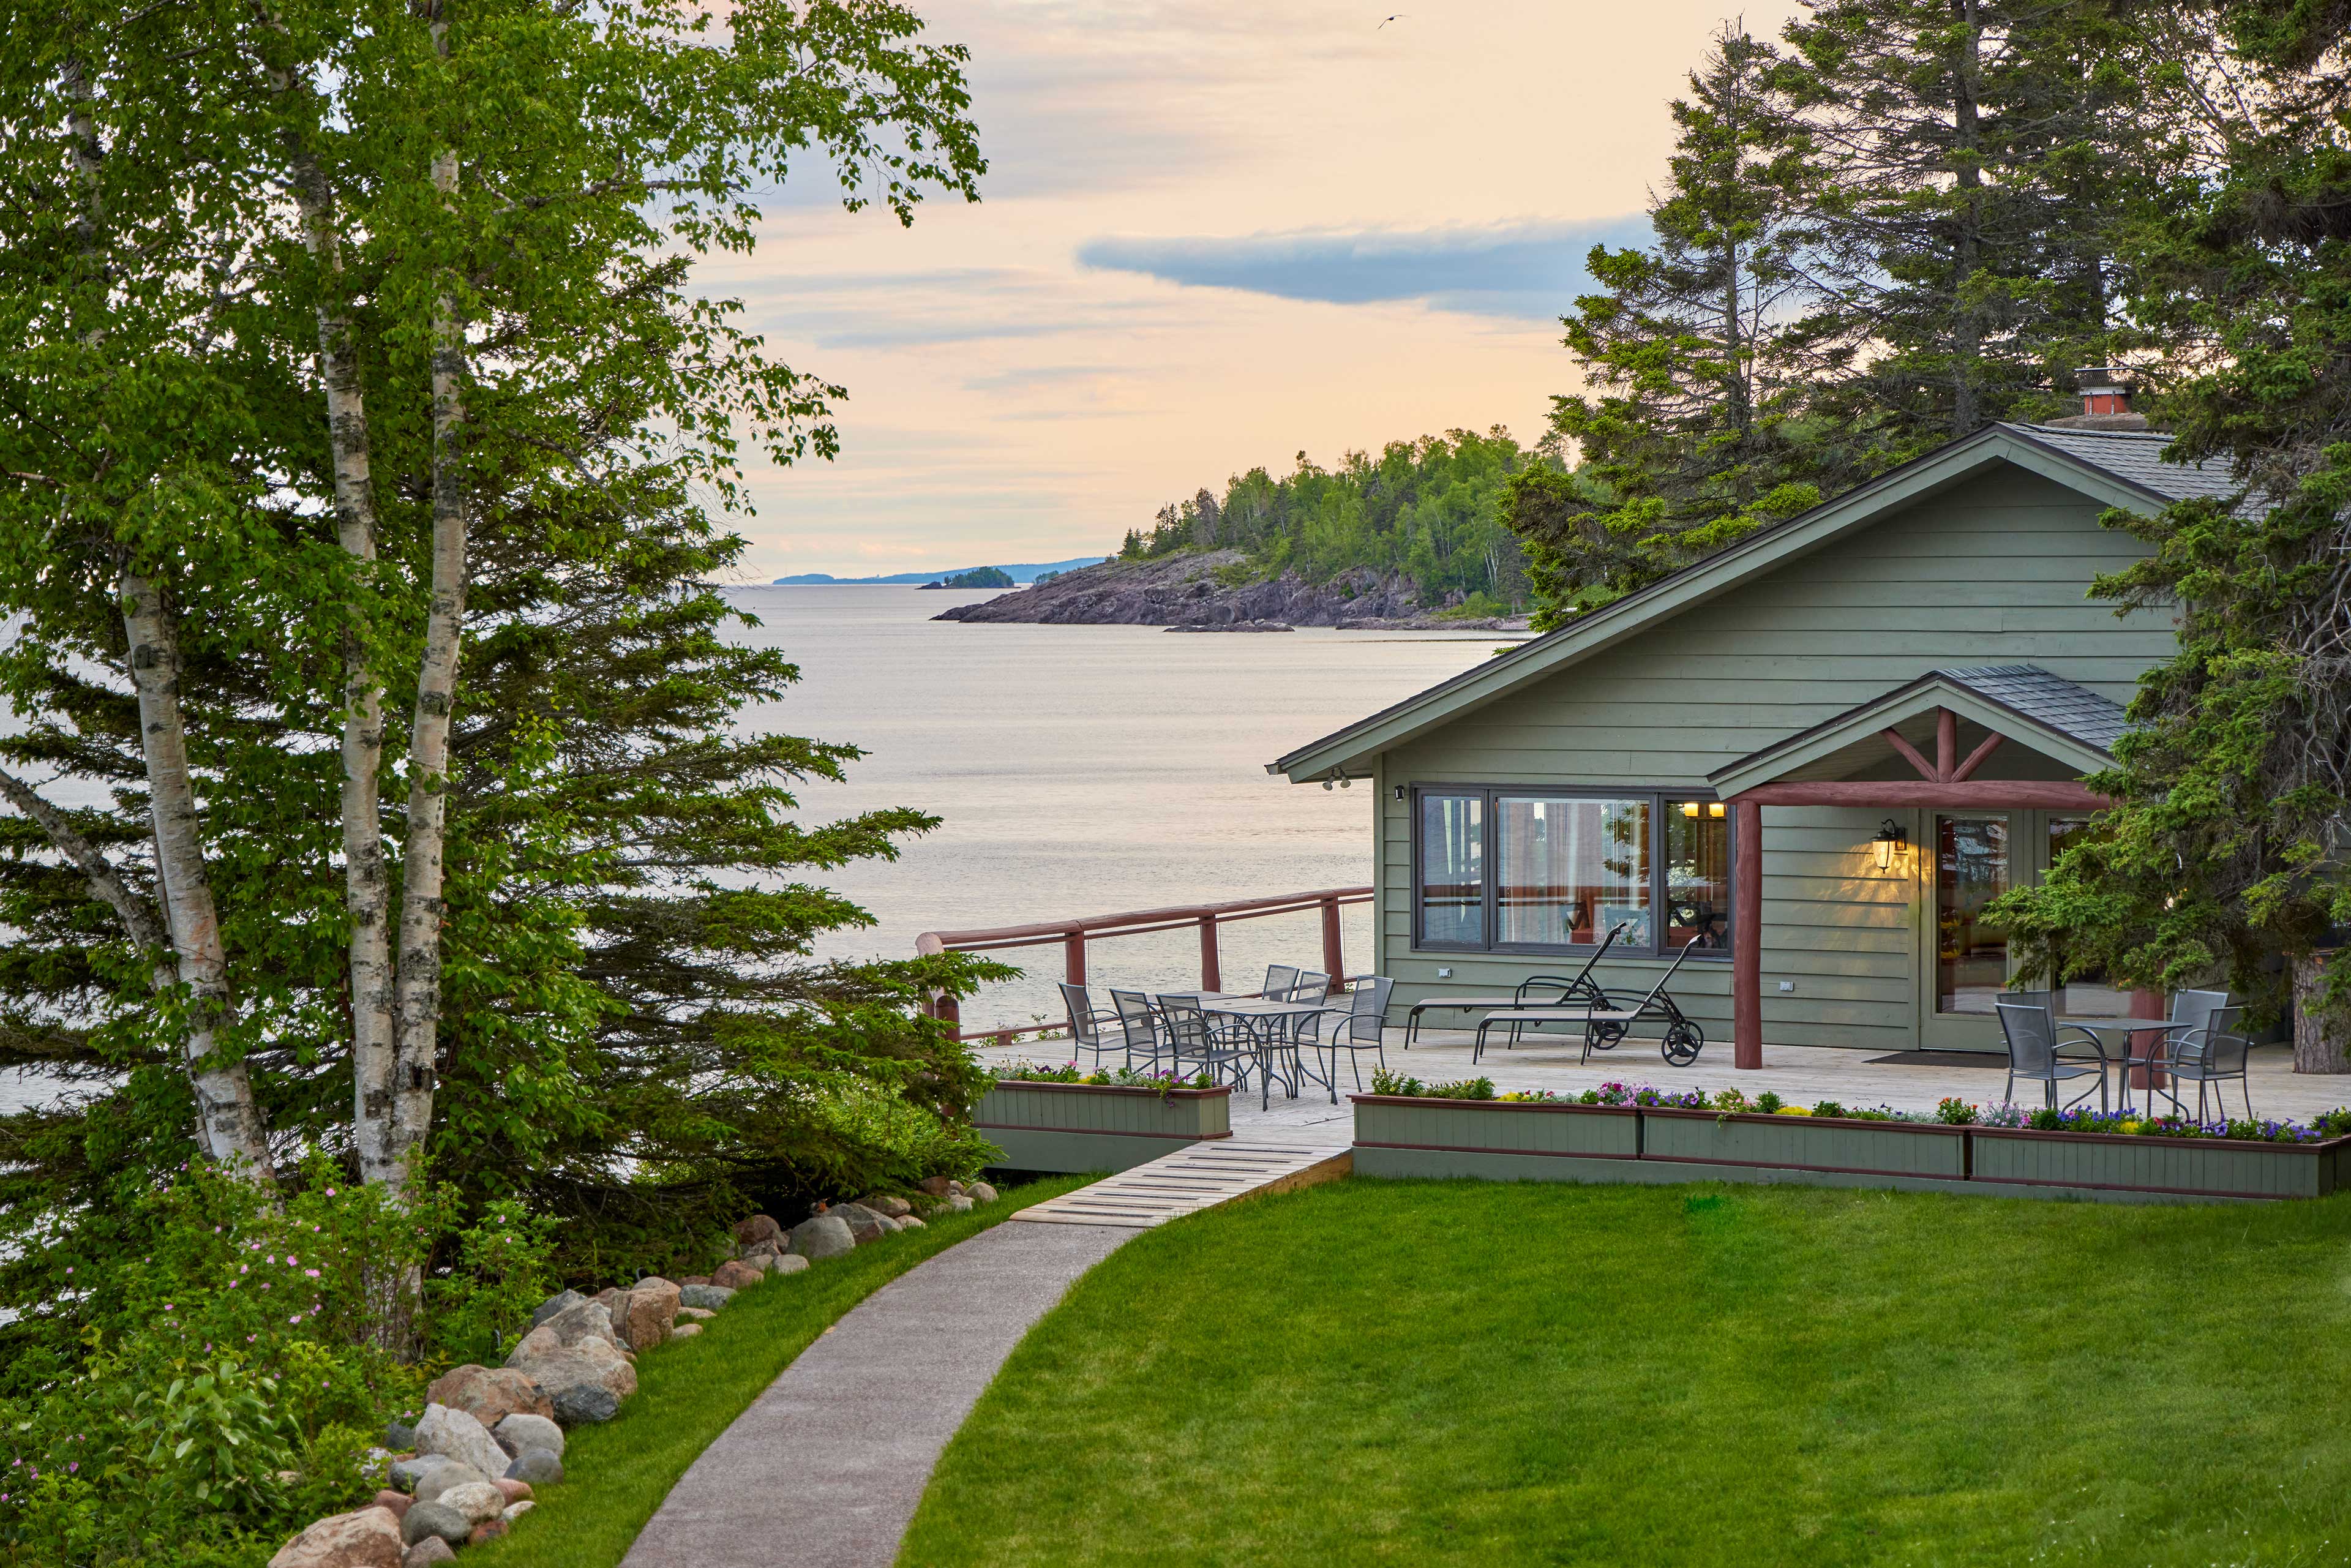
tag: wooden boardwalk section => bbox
[1010,1139,1352,1228]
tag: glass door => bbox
[1921,812,2014,1051]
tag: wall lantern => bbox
[1872,818,1907,871]
[1393,785,1407,802]
[1681,801,1728,819]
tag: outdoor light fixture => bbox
[1394,785,1406,801]
[1322,778,1334,791]
[1711,802,1726,818]
[1683,801,1729,819]
[1682,801,1701,817]
[1872,818,1907,871]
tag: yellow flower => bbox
[1779,1105,1812,1116]
[2120,1119,2144,1136]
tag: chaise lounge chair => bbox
[1471,935,1709,1067]
[1401,921,1629,1048]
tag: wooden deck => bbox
[1010,1140,1352,1228]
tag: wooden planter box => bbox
[1349,1095,1638,1181]
[975,1081,1231,1173]
[1969,1125,2351,1200]
[1640,1108,1968,1181]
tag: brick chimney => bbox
[2045,366,2149,431]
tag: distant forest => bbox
[1117,427,1548,613]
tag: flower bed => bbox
[1348,1085,2351,1202]
[976,1066,1233,1173]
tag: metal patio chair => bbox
[1057,981,1121,1068]
[2158,1002,2254,1123]
[1288,968,1332,1002]
[1401,921,1628,1048]
[1108,988,1167,1071]
[1155,993,1265,1102]
[1472,936,1710,1066]
[1262,964,1301,1002]
[1300,975,1395,1101]
[1995,1000,2109,1112]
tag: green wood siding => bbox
[1375,467,2170,1054]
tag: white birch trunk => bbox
[388,116,470,1185]
[120,571,273,1174]
[284,131,400,1187]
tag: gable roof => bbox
[1269,422,2227,782]
[1704,665,2127,797]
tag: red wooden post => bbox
[1734,798,1763,1070]
[1935,707,1958,780]
[1198,913,1222,993]
[1063,927,1087,987]
[936,992,961,1040]
[1320,896,1344,992]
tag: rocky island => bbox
[929,550,1531,631]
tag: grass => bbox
[902,1178,2351,1567]
[472,1174,1092,1568]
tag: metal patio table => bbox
[2053,1015,2174,1113]
[1161,992,1333,1108]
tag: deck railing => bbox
[915,886,1373,1045]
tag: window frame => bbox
[1408,784,1734,960]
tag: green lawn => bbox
[902,1179,2351,1567]
[473,1174,1092,1568]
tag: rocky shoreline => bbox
[931,550,1531,632]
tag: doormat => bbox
[1864,1051,2009,1069]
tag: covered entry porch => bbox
[1712,666,2140,1070]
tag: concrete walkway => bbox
[619,1220,1139,1568]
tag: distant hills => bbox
[769,556,1108,587]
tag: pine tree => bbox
[1506,24,1843,624]
[1780,0,2148,453]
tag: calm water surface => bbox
[0,588,1503,1111]
[730,587,1502,1032]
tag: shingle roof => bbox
[2003,424,2250,509]
[1931,664,2129,752]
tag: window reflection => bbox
[1496,796,1651,947]
[1418,793,1483,945]
[1665,800,1732,950]
[1937,816,2009,1013]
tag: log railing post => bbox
[1064,926,1087,987]
[1320,895,1343,992]
[1733,799,1763,1070]
[1198,913,1221,993]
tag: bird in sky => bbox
[1378,12,1407,26]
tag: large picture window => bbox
[1412,787,1732,958]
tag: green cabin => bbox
[1270,416,2238,1063]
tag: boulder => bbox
[436,1482,508,1528]
[679,1283,734,1311]
[770,1251,812,1274]
[675,1306,715,1322]
[383,1420,416,1452]
[528,1289,585,1331]
[897,1215,926,1231]
[509,1333,636,1412]
[387,1457,436,1493]
[670,1322,703,1338]
[933,1194,974,1214]
[371,1491,411,1520]
[618,1278,681,1352]
[710,1259,763,1291]
[503,1501,534,1522]
[268,1506,404,1568]
[412,1405,508,1483]
[410,1461,492,1507]
[788,1213,855,1261]
[733,1213,782,1248]
[828,1203,887,1244]
[678,1274,711,1288]
[492,1477,533,1504]
[402,1540,456,1568]
[552,1384,622,1427]
[741,1237,789,1264]
[968,1181,999,1204]
[948,1179,969,1195]
[506,1448,564,1487]
[855,1193,913,1218]
[467,1519,509,1547]
[539,1296,624,1351]
[423,1365,551,1430]
[493,1412,564,1460]
[915,1174,953,1197]
[400,1502,470,1550]
[504,1325,561,1368]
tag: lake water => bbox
[0,588,1502,1112]
[729,587,1502,1033]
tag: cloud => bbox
[1075,218,1654,320]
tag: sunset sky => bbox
[715,0,1801,579]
